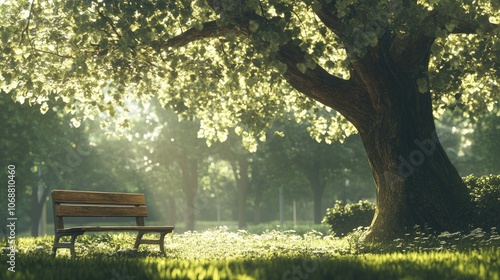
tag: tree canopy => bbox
[4,0,496,144]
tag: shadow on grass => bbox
[1,250,498,280]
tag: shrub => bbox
[463,174,500,229]
[322,200,375,236]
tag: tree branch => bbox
[426,7,499,35]
[32,48,74,59]
[276,41,373,133]
[314,1,345,39]
[160,14,373,132]
[391,9,497,72]
[21,0,36,40]
[162,21,234,49]
[448,16,498,35]
[98,11,122,40]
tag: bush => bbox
[322,200,375,236]
[464,174,500,229]
[322,175,500,236]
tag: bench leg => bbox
[159,232,167,253]
[134,232,146,252]
[134,232,168,254]
[52,234,63,258]
[69,234,79,259]
[52,233,81,259]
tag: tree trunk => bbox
[30,189,41,237]
[184,189,196,231]
[360,111,473,240]
[167,195,177,225]
[313,191,324,225]
[352,52,474,241]
[178,156,198,231]
[30,183,50,237]
[231,159,250,229]
[253,188,262,224]
[237,181,248,229]
[305,166,326,224]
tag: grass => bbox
[1,226,499,279]
[11,220,330,238]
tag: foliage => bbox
[322,200,376,236]
[464,174,500,229]
[0,228,499,279]
[468,111,500,175]
[1,0,497,145]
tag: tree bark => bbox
[351,46,473,241]
[30,183,50,237]
[359,104,473,240]
[178,155,198,231]
[253,190,262,224]
[231,159,250,229]
[312,190,324,225]
[304,164,326,224]
[167,195,177,225]
[30,190,42,237]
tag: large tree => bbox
[1,0,498,240]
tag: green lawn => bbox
[1,227,499,279]
[14,220,330,237]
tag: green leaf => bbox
[297,63,307,74]
[417,78,428,93]
[445,20,459,32]
[99,38,108,49]
[194,22,204,31]
[275,62,287,74]
[249,20,259,33]
[1,29,9,44]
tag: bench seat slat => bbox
[55,205,148,217]
[57,226,175,234]
[53,190,146,205]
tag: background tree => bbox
[0,94,89,236]
[263,118,374,224]
[131,100,212,231]
[467,111,500,175]
[1,0,498,240]
[0,93,158,237]
[211,134,255,229]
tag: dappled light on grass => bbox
[0,227,499,279]
[167,227,341,260]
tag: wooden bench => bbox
[51,189,174,258]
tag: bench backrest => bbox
[52,190,149,231]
